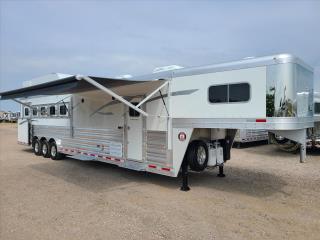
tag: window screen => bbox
[129,102,140,117]
[24,108,29,116]
[208,85,228,103]
[49,106,56,115]
[32,108,38,116]
[229,83,250,102]
[59,105,67,115]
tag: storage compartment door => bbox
[18,119,30,144]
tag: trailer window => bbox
[208,85,228,103]
[24,107,29,116]
[32,108,38,116]
[40,106,47,116]
[209,83,250,103]
[59,105,67,115]
[129,102,140,117]
[229,83,250,102]
[315,103,320,114]
[49,106,56,115]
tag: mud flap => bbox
[220,129,237,162]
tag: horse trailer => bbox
[271,93,320,151]
[0,54,315,190]
[234,129,269,146]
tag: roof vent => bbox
[152,65,184,73]
[242,56,255,60]
[115,74,132,79]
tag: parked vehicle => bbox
[0,111,20,122]
[0,54,314,190]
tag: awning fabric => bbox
[0,76,156,100]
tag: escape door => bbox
[18,118,30,144]
[126,103,143,161]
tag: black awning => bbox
[0,76,149,100]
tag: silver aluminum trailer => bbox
[234,129,268,145]
[271,94,320,151]
[0,54,314,190]
[0,111,20,123]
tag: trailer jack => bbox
[217,165,226,177]
[180,159,190,191]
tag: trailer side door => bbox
[126,103,143,162]
[18,107,30,144]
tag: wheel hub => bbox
[35,143,39,152]
[51,146,57,157]
[197,146,206,165]
[42,144,47,154]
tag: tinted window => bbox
[229,83,250,102]
[129,102,140,117]
[208,85,228,103]
[59,105,67,115]
[24,108,29,116]
[32,108,38,116]
[315,103,320,114]
[40,107,47,116]
[209,83,250,103]
[49,106,56,115]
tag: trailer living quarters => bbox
[0,54,315,190]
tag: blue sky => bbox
[0,0,319,111]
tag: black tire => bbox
[49,141,64,160]
[186,140,208,172]
[33,139,42,156]
[41,140,50,158]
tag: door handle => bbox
[118,126,123,129]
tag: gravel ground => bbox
[0,123,320,240]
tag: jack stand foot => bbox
[180,160,190,191]
[217,165,225,177]
[300,142,306,163]
[180,185,190,191]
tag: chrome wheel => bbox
[197,146,207,165]
[51,145,57,157]
[35,142,39,153]
[42,143,47,155]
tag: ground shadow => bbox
[30,157,287,197]
[237,144,320,159]
[190,167,288,197]
[307,147,320,156]
[22,148,34,153]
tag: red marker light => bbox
[256,119,267,123]
[178,132,186,141]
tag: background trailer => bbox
[0,54,315,190]
[271,92,320,151]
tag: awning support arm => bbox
[136,81,169,108]
[159,90,169,116]
[76,75,148,116]
[13,99,36,109]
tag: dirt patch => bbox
[1,123,319,240]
